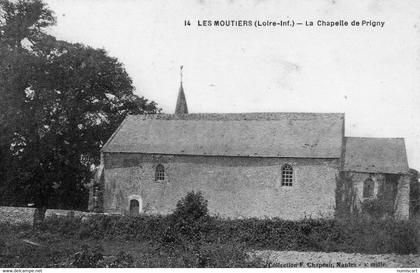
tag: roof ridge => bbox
[127,112,345,122]
[128,112,345,116]
[345,136,405,140]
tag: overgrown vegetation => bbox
[409,169,420,218]
[1,191,419,267]
[335,172,358,218]
[335,171,417,220]
[0,192,267,267]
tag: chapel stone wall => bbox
[102,152,339,220]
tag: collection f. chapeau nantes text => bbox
[184,19,385,28]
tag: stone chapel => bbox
[89,77,410,220]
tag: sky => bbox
[44,0,420,170]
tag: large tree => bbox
[0,0,159,218]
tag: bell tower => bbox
[175,65,188,115]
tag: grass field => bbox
[0,222,267,267]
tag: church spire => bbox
[175,65,188,115]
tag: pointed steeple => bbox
[175,66,188,115]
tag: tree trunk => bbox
[33,207,47,228]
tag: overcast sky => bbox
[45,0,420,170]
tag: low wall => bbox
[0,206,97,225]
[0,206,35,225]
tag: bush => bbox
[173,191,209,220]
[165,191,213,243]
[361,199,384,218]
[361,198,394,219]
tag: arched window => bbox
[363,178,374,198]
[155,164,165,181]
[281,164,293,186]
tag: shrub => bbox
[166,191,213,243]
[173,191,209,220]
[361,199,383,218]
[361,198,395,219]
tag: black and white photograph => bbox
[0,0,420,270]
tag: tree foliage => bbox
[0,0,159,211]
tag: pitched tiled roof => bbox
[102,113,344,158]
[343,137,409,174]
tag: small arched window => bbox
[155,164,165,181]
[281,164,293,186]
[363,178,374,198]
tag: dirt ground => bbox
[251,250,420,268]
